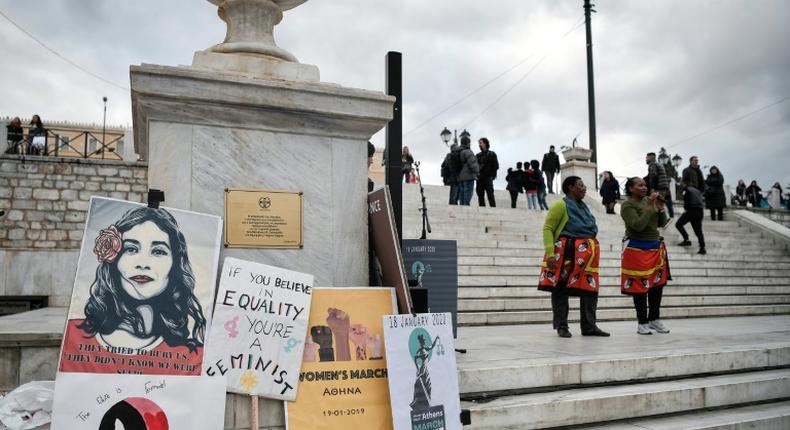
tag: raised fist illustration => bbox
[310,325,335,362]
[326,308,352,361]
[303,336,319,363]
[367,333,383,360]
[350,324,368,360]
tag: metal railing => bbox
[4,130,124,160]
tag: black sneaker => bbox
[697,248,707,255]
[582,327,611,337]
[557,328,572,338]
[677,240,692,246]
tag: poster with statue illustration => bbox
[51,373,225,430]
[202,257,314,400]
[286,287,397,430]
[383,313,462,430]
[57,196,223,376]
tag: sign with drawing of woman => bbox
[57,197,222,376]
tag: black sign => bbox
[401,240,459,337]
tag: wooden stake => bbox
[250,395,259,429]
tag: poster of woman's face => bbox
[58,197,222,376]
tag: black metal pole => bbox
[102,96,107,159]
[584,0,598,182]
[385,51,403,243]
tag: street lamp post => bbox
[101,96,108,159]
[439,127,470,147]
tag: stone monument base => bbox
[560,160,597,192]
[192,50,320,82]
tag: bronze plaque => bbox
[224,188,303,248]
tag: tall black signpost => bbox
[584,0,599,187]
[385,51,403,242]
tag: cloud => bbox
[0,0,787,190]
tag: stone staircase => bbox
[402,184,790,327]
[402,183,790,429]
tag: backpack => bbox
[449,150,463,175]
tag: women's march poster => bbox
[51,373,226,430]
[57,197,223,376]
[202,257,314,400]
[286,287,397,430]
[383,313,462,430]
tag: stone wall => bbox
[0,155,148,307]
[0,155,148,249]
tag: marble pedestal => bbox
[560,160,598,192]
[130,64,394,287]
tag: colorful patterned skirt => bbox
[620,238,671,295]
[538,236,600,295]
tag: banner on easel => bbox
[383,312,462,430]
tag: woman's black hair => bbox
[561,176,582,195]
[516,161,522,169]
[530,159,540,170]
[624,176,642,196]
[78,206,206,352]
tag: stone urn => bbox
[206,0,307,62]
[561,147,594,162]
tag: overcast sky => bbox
[1,0,788,191]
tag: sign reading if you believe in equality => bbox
[202,257,314,400]
[224,188,303,248]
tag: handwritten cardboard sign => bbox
[286,287,397,430]
[383,313,462,430]
[51,373,226,430]
[203,257,314,400]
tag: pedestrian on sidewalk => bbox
[524,161,540,210]
[531,160,549,210]
[541,145,561,194]
[645,152,674,218]
[457,136,479,206]
[538,176,609,338]
[505,162,525,209]
[620,177,672,335]
[599,171,620,214]
[441,142,463,205]
[475,137,498,207]
[676,181,706,255]
[704,166,726,221]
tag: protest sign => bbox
[57,197,222,375]
[383,313,462,430]
[286,287,397,430]
[401,240,459,336]
[51,373,225,430]
[203,257,314,400]
[369,186,412,314]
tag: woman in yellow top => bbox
[538,176,609,338]
[620,177,671,335]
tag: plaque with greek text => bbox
[224,188,303,248]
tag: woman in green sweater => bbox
[538,176,609,338]
[620,177,671,335]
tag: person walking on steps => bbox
[620,177,672,335]
[401,146,414,183]
[505,162,525,209]
[475,137,498,207]
[457,136,479,206]
[599,171,620,214]
[541,145,561,194]
[524,161,540,210]
[441,142,463,205]
[676,181,706,255]
[704,166,726,221]
[538,176,609,338]
[645,152,674,218]
[681,156,706,191]
[532,160,549,210]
